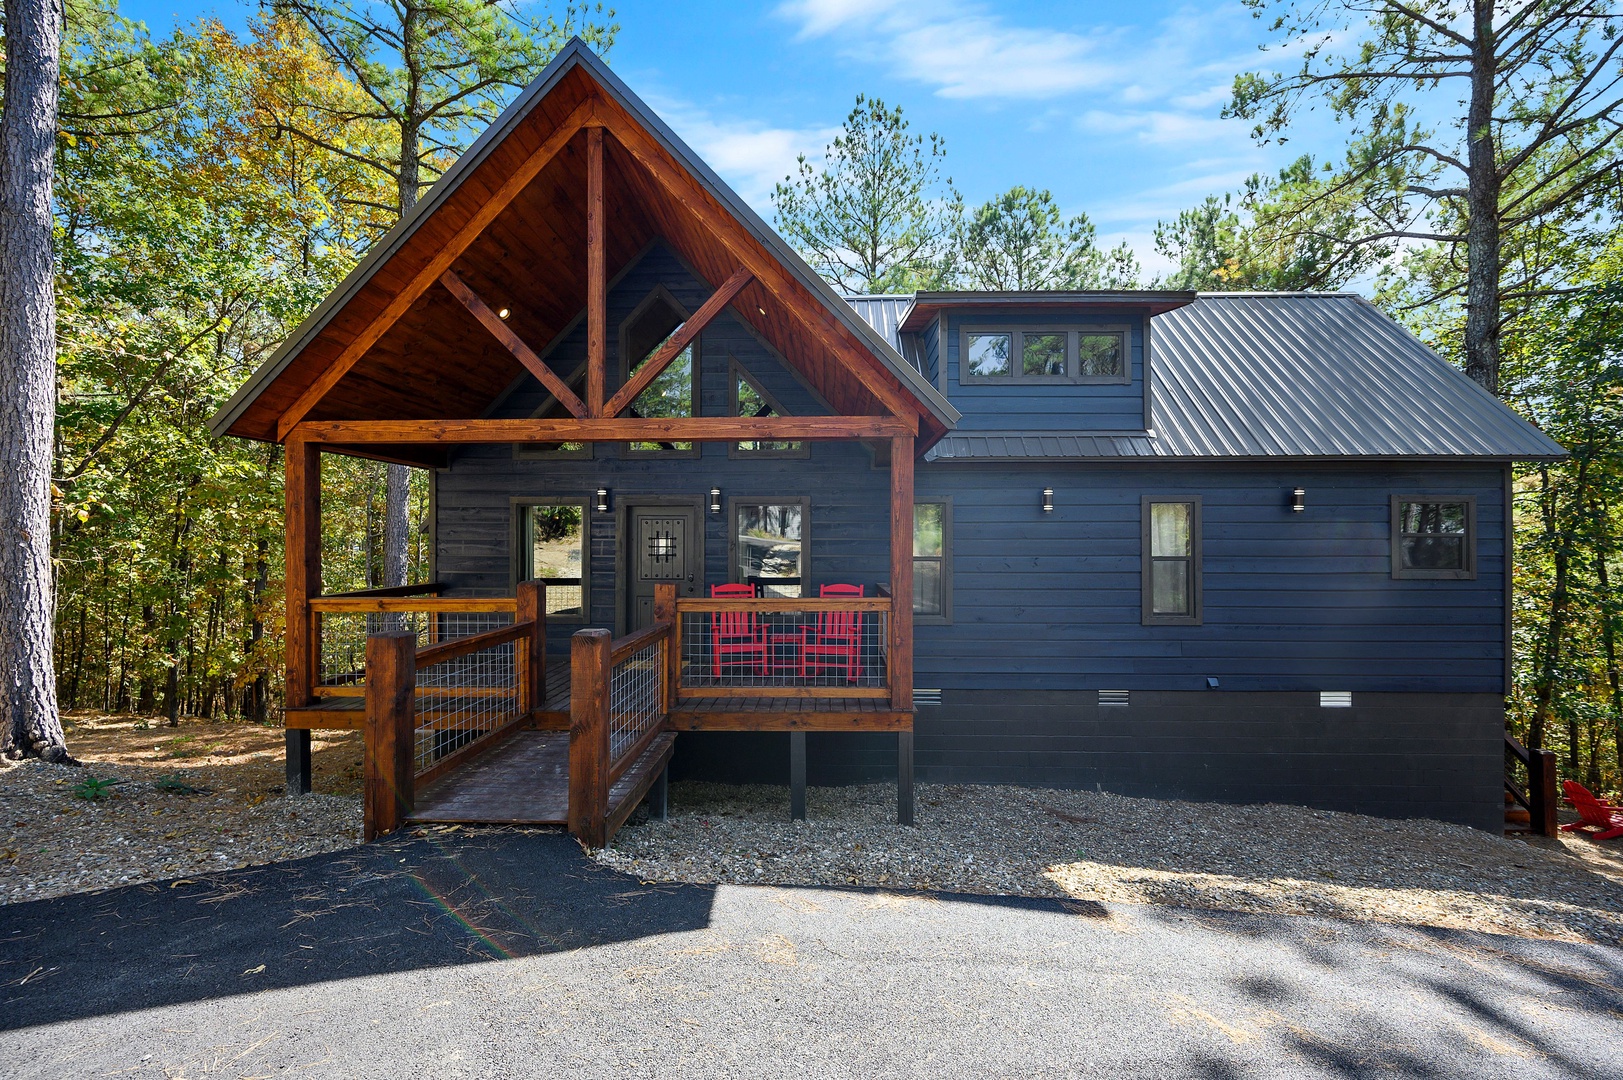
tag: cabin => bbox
[210,41,1564,843]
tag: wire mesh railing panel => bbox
[316,610,513,689]
[678,606,889,691]
[412,639,520,776]
[609,638,664,764]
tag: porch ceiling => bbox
[214,50,953,461]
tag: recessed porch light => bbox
[497,307,511,320]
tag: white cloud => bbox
[646,94,839,209]
[777,0,1121,100]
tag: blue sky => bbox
[117,0,1353,276]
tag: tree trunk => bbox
[1597,532,1623,787]
[380,6,424,592]
[1462,0,1502,395]
[0,0,68,762]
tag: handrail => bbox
[415,622,530,667]
[323,582,446,599]
[610,619,671,663]
[1505,731,1558,836]
[312,596,518,613]
[675,596,892,612]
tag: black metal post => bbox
[897,730,914,826]
[650,763,669,821]
[789,731,807,820]
[286,728,312,795]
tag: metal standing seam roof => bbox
[843,296,924,372]
[844,292,1566,462]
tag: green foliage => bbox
[70,776,125,801]
[953,186,1138,291]
[772,95,962,294]
[1155,156,1376,290]
[153,773,208,795]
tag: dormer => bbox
[895,291,1194,432]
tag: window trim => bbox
[1141,495,1203,626]
[510,496,591,622]
[618,285,700,459]
[913,496,953,625]
[1391,495,1477,581]
[959,325,1132,385]
[727,496,812,598]
[727,357,809,460]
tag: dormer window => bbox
[960,327,1129,384]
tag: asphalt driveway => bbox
[3,829,1620,1078]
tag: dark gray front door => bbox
[627,506,699,630]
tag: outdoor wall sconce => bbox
[1291,487,1306,513]
[710,487,723,514]
[595,488,610,513]
[1041,488,1054,513]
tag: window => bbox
[1392,496,1476,579]
[960,327,1129,383]
[620,288,697,455]
[515,500,588,619]
[914,499,952,621]
[729,359,806,458]
[1142,497,1201,624]
[731,500,808,597]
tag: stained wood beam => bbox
[294,415,915,445]
[585,125,606,417]
[603,265,753,419]
[889,434,914,713]
[275,96,601,441]
[597,112,924,423]
[284,436,321,710]
[439,270,588,418]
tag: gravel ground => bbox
[0,714,362,905]
[598,781,1623,946]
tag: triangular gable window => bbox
[731,358,807,458]
[517,366,590,459]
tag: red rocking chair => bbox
[709,583,767,679]
[799,584,864,683]
[1560,781,1623,840]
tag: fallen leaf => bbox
[242,964,265,976]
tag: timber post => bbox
[1531,747,1558,837]
[654,583,677,712]
[890,433,916,826]
[363,630,416,841]
[568,628,612,847]
[284,435,321,797]
[516,579,546,716]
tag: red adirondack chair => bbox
[1560,781,1623,840]
[709,583,767,679]
[799,584,864,682]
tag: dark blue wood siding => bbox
[915,460,1507,694]
[434,245,893,648]
[943,309,1148,431]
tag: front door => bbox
[627,505,700,630]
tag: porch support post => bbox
[585,125,606,416]
[285,730,311,796]
[890,434,915,825]
[284,435,321,710]
[516,579,546,716]
[789,731,807,821]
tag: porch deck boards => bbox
[408,729,676,826]
[411,731,569,824]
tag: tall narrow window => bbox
[620,288,696,455]
[731,500,807,598]
[1142,497,1201,624]
[1392,496,1476,579]
[913,500,951,621]
[730,359,806,457]
[516,500,588,619]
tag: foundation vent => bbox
[915,688,943,707]
[1098,689,1130,708]
[1320,691,1353,708]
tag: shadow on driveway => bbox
[0,828,714,1031]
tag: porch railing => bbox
[1506,731,1558,836]
[567,586,676,847]
[359,580,548,840]
[672,594,893,699]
